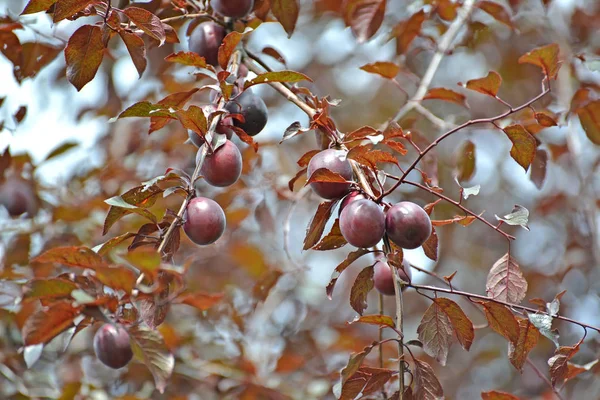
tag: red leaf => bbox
[297,149,320,167]
[313,218,347,250]
[326,249,370,299]
[534,112,557,127]
[434,298,474,351]
[518,43,561,79]
[0,31,22,67]
[477,1,513,28]
[422,227,438,261]
[530,148,547,189]
[14,42,62,83]
[383,139,408,155]
[53,0,95,23]
[477,301,520,344]
[423,87,469,108]
[360,61,400,79]
[176,292,224,311]
[577,100,600,145]
[464,71,502,97]
[303,200,339,250]
[64,24,105,91]
[503,124,536,171]
[350,265,374,315]
[306,168,350,185]
[271,0,300,38]
[548,344,580,387]
[124,7,166,45]
[456,140,476,181]
[21,0,58,15]
[414,359,444,399]
[32,246,108,269]
[344,0,387,43]
[218,31,243,70]
[486,253,528,304]
[175,105,207,135]
[119,30,147,78]
[391,9,425,54]
[481,391,521,400]
[150,88,199,134]
[129,325,174,394]
[22,300,82,345]
[164,51,207,68]
[508,317,539,371]
[350,314,395,328]
[340,342,377,385]
[94,265,137,292]
[417,301,453,365]
[345,126,380,142]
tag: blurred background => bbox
[1,0,600,398]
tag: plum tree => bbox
[386,201,432,249]
[373,259,412,296]
[93,324,133,369]
[339,199,385,248]
[338,191,366,216]
[211,0,254,19]
[224,89,268,136]
[201,140,242,187]
[183,197,226,245]
[188,22,226,66]
[0,177,38,217]
[307,149,353,199]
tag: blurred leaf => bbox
[456,140,476,181]
[0,147,11,177]
[253,270,283,302]
[577,100,600,145]
[477,1,513,28]
[503,124,536,171]
[391,9,425,54]
[431,215,476,226]
[24,343,44,368]
[344,0,387,43]
[0,280,22,308]
[548,344,579,387]
[14,42,62,83]
[422,227,438,261]
[477,301,520,344]
[119,31,147,78]
[24,278,78,299]
[564,359,599,383]
[218,31,243,69]
[65,25,105,91]
[508,317,539,371]
[103,184,162,235]
[527,312,558,347]
[345,126,379,142]
[124,7,166,45]
[44,141,78,162]
[164,51,207,68]
[94,265,137,292]
[129,324,174,394]
[53,0,95,23]
[360,61,400,79]
[176,292,224,311]
[271,0,299,37]
[32,246,108,269]
[124,248,161,275]
[0,31,22,67]
[22,300,82,345]
[13,105,26,123]
[481,391,521,400]
[230,243,268,278]
[350,314,395,328]
[141,289,170,329]
[423,87,469,108]
[244,70,312,89]
[94,232,136,256]
[326,248,370,299]
[414,359,444,400]
[529,148,547,189]
[313,218,347,250]
[464,71,502,97]
[383,138,408,155]
[535,112,557,127]
[495,204,529,231]
[303,200,338,250]
[350,265,374,315]
[518,43,560,79]
[340,341,377,385]
[21,0,58,15]
[262,46,286,65]
[288,167,307,191]
[486,253,527,304]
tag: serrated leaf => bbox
[345,126,380,142]
[313,218,347,250]
[518,43,560,79]
[360,61,400,79]
[65,25,105,91]
[577,100,600,145]
[481,391,521,400]
[503,125,536,171]
[119,31,147,78]
[271,0,300,37]
[414,359,444,400]
[326,249,370,299]
[423,87,469,108]
[527,313,559,347]
[22,300,82,345]
[218,31,243,69]
[53,0,95,23]
[344,0,387,43]
[434,298,474,351]
[129,325,174,393]
[164,51,207,68]
[495,204,529,231]
[509,317,539,371]
[244,70,312,89]
[32,246,108,269]
[391,9,425,54]
[477,300,520,344]
[350,266,374,315]
[486,253,527,304]
[417,301,453,366]
[350,314,395,328]
[303,200,338,250]
[124,7,165,45]
[464,71,502,97]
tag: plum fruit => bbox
[373,259,412,296]
[306,149,353,199]
[201,139,242,187]
[183,197,226,245]
[212,0,254,19]
[93,324,133,369]
[339,199,385,248]
[385,201,432,249]
[188,22,226,66]
[224,89,268,136]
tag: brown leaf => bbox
[423,87,469,108]
[345,126,379,142]
[288,167,307,192]
[22,300,82,345]
[548,344,580,387]
[434,298,474,351]
[164,51,207,68]
[340,341,377,385]
[456,140,476,181]
[391,9,425,54]
[509,317,539,371]
[176,292,224,311]
[218,31,243,69]
[21,0,58,15]
[577,100,600,145]
[140,288,170,330]
[129,325,174,394]
[360,367,395,396]
[13,106,27,123]
[303,200,338,250]
[350,265,374,315]
[124,7,165,45]
[417,301,453,366]
[307,166,351,184]
[464,71,502,97]
[65,24,105,91]
[119,30,147,78]
[535,112,557,127]
[486,253,528,304]
[431,215,476,227]
[14,42,62,83]
[360,61,400,79]
[518,43,561,79]
[383,139,408,155]
[530,148,547,189]
[175,105,207,135]
[326,248,370,299]
[150,88,199,134]
[422,227,438,261]
[261,46,286,65]
[481,391,521,400]
[24,278,78,299]
[344,0,387,43]
[102,184,163,235]
[350,314,395,328]
[271,0,300,38]
[297,149,320,167]
[32,246,108,269]
[53,0,95,23]
[477,1,513,28]
[503,124,537,171]
[253,270,283,302]
[477,300,520,344]
[94,265,137,292]
[313,218,347,250]
[414,359,444,400]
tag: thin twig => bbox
[526,358,565,400]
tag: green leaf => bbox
[24,278,78,299]
[65,25,105,91]
[129,325,174,393]
[244,70,312,89]
[44,141,78,162]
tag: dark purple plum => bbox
[224,89,268,136]
[184,197,226,245]
[0,178,38,217]
[339,199,385,248]
[386,201,432,249]
[373,259,412,296]
[93,324,133,369]
[307,149,353,199]
[212,0,254,19]
[338,191,366,216]
[201,139,242,187]
[188,21,226,66]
